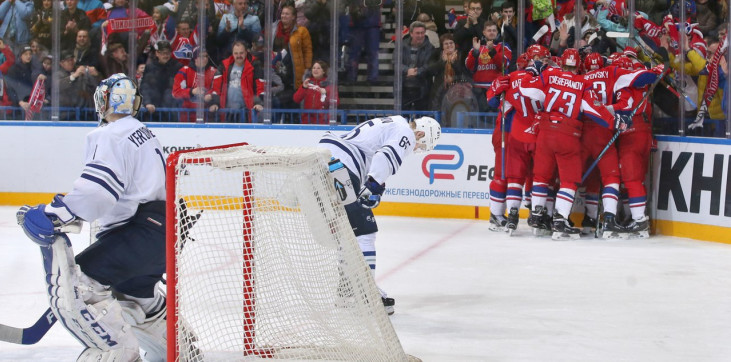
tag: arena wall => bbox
[0,122,728,243]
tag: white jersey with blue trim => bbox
[318,116,416,184]
[63,115,166,231]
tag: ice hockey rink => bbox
[1,206,731,361]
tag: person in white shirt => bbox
[319,115,441,315]
[17,73,168,362]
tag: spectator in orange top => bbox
[293,60,338,124]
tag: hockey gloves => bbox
[358,176,385,209]
[17,194,79,246]
[614,114,632,132]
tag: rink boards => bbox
[0,121,728,243]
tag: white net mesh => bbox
[171,145,409,361]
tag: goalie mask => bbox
[412,117,441,153]
[94,73,142,125]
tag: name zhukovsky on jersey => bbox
[548,76,583,90]
[128,127,157,148]
[583,70,609,80]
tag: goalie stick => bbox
[0,307,56,345]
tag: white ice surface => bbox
[1,206,731,361]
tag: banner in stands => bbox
[653,137,731,227]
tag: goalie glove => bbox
[16,194,81,246]
[358,176,385,209]
[614,113,632,132]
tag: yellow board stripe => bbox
[2,193,728,244]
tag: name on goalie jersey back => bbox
[127,126,157,148]
[548,76,583,90]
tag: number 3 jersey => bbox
[318,116,416,185]
[63,116,166,231]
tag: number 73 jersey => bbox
[520,67,614,128]
[319,116,416,185]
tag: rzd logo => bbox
[422,145,463,184]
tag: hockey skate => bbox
[551,214,581,240]
[601,213,627,240]
[581,214,597,236]
[527,206,552,236]
[505,208,519,236]
[622,215,650,239]
[489,213,507,232]
[382,297,395,316]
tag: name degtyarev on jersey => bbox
[62,115,166,232]
[318,116,417,184]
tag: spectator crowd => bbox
[0,0,728,134]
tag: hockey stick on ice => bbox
[0,307,56,345]
[581,66,669,184]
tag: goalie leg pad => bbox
[117,285,167,362]
[40,234,140,361]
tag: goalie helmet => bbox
[413,117,441,153]
[94,73,142,124]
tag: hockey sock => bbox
[356,233,377,279]
[584,192,599,219]
[546,186,557,216]
[624,181,647,220]
[554,187,576,218]
[523,176,533,209]
[621,190,631,220]
[601,183,620,215]
[506,182,523,211]
[530,181,549,210]
[489,179,508,216]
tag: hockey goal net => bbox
[165,143,412,361]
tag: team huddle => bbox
[484,43,665,241]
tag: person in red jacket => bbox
[210,41,263,123]
[465,20,511,111]
[173,47,217,122]
[292,60,338,124]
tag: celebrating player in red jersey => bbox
[520,48,621,240]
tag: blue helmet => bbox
[93,73,142,124]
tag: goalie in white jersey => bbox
[319,115,441,315]
[17,74,168,362]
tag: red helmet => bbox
[632,60,647,70]
[526,44,550,60]
[516,53,531,70]
[607,52,624,64]
[561,48,580,67]
[583,52,604,72]
[623,46,639,59]
[613,55,633,69]
[551,55,563,67]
